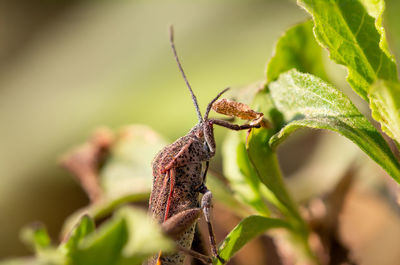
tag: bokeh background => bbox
[2,0,400,262]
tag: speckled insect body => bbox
[146,27,261,265]
[148,128,214,265]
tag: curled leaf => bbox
[216,216,290,265]
[269,69,400,183]
[369,80,400,145]
[297,0,398,101]
[212,98,267,128]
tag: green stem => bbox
[269,157,319,265]
[246,129,318,264]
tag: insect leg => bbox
[202,161,210,182]
[176,246,212,264]
[200,189,225,263]
[161,142,192,173]
[210,118,260,131]
[164,168,176,221]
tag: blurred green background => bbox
[1,0,400,260]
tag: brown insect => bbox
[146,26,261,265]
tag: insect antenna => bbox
[204,87,230,120]
[169,25,203,123]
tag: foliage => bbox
[269,70,400,182]
[298,0,400,148]
[2,0,400,264]
[216,216,289,265]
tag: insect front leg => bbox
[210,118,261,131]
[197,185,225,264]
[202,161,210,182]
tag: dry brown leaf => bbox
[212,98,268,128]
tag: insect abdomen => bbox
[149,163,203,265]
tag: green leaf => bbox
[358,0,393,60]
[60,215,95,255]
[216,216,289,265]
[248,89,319,263]
[117,207,173,260]
[13,224,64,265]
[369,80,400,145]
[67,207,173,265]
[297,0,398,101]
[245,90,302,222]
[269,70,400,183]
[222,131,270,216]
[267,20,328,83]
[67,211,128,265]
[20,224,51,252]
[60,193,148,241]
[246,128,302,222]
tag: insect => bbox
[147,26,261,265]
